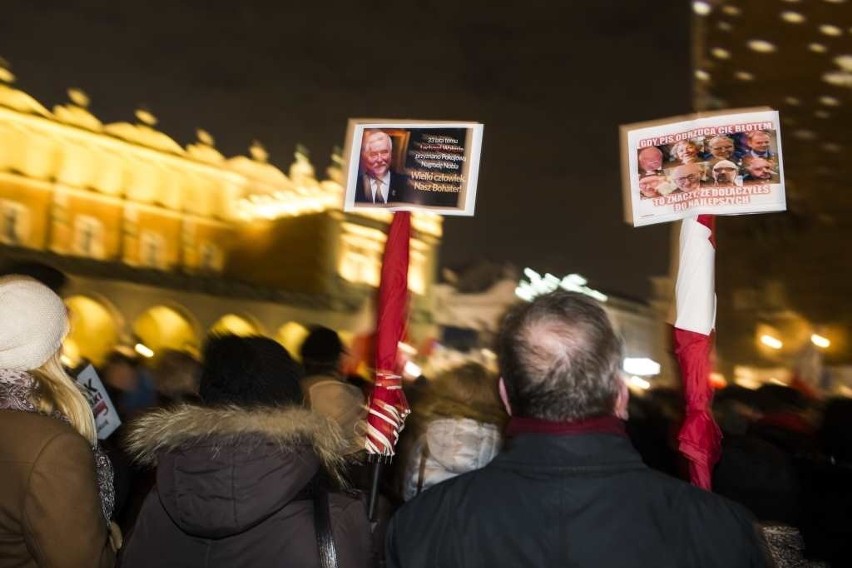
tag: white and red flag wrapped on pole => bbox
[365,212,412,458]
[674,214,722,490]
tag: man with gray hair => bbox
[356,129,409,204]
[386,291,767,567]
[708,135,738,163]
[637,146,664,175]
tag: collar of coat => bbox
[126,404,348,475]
[506,415,626,437]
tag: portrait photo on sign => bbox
[620,108,786,227]
[342,120,483,216]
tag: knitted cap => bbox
[0,276,70,371]
[199,334,303,407]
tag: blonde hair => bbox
[30,351,97,445]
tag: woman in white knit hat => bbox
[0,275,119,567]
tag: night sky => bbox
[2,0,691,300]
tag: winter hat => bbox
[199,334,303,407]
[0,276,69,371]
[299,325,345,364]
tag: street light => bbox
[623,357,661,376]
[692,2,711,16]
[810,333,830,349]
[760,334,783,350]
[134,343,154,358]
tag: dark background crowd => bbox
[1,262,849,566]
[96,333,850,565]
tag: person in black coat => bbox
[386,291,769,568]
[120,334,373,568]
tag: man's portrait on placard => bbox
[354,129,410,206]
[344,120,483,216]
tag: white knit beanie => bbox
[0,276,69,371]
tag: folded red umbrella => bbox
[364,212,412,521]
[365,211,412,458]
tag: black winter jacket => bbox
[120,405,373,568]
[386,431,768,568]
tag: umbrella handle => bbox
[367,460,383,522]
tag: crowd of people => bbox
[0,273,849,567]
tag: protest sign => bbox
[75,364,121,440]
[343,120,484,216]
[620,108,786,227]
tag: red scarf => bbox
[506,414,626,437]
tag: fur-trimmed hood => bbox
[126,404,349,539]
[127,404,346,471]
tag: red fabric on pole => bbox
[375,212,410,372]
[365,212,411,457]
[674,327,721,490]
[674,214,721,491]
[697,214,715,247]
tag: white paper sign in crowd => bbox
[342,119,484,216]
[75,364,122,440]
[620,108,787,227]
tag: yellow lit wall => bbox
[65,295,120,367]
[50,191,122,259]
[210,314,260,336]
[126,209,182,269]
[189,221,232,272]
[133,305,198,359]
[0,78,442,332]
[0,175,52,248]
[277,322,309,360]
[225,212,337,293]
[338,222,430,295]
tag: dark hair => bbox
[152,350,200,400]
[415,362,506,426]
[299,325,344,375]
[496,291,622,421]
[103,351,139,369]
[753,384,808,414]
[820,398,852,464]
[199,334,303,407]
[0,261,67,293]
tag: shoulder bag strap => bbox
[416,442,431,495]
[313,473,340,568]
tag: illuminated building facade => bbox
[0,65,442,366]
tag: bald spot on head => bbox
[497,291,623,421]
[518,318,587,381]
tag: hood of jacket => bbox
[126,404,347,538]
[425,417,501,473]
